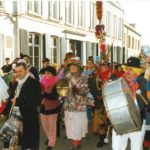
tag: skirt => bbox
[64,111,88,140]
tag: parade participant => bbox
[11,62,42,150]
[57,52,75,79]
[83,59,97,121]
[56,52,74,137]
[112,57,146,150]
[39,58,50,76]
[94,62,111,147]
[40,66,60,150]
[84,56,97,70]
[111,64,124,79]
[143,56,150,150]
[0,76,9,114]
[63,57,89,150]
[22,55,39,80]
[1,57,12,74]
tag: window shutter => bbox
[45,33,51,59]
[0,33,4,65]
[20,29,29,55]
[60,37,67,63]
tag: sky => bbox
[120,0,150,45]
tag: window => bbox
[29,33,41,70]
[138,40,140,50]
[0,1,4,7]
[78,1,85,28]
[65,1,74,25]
[27,1,42,15]
[50,37,59,64]
[90,2,96,30]
[132,37,134,49]
[48,1,59,20]
[118,18,123,39]
[135,39,137,49]
[113,15,117,37]
[128,35,131,48]
[106,11,111,36]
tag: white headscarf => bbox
[0,76,9,104]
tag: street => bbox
[0,119,131,150]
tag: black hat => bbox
[43,66,56,75]
[122,57,144,75]
[124,57,141,68]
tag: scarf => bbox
[40,76,58,93]
[15,73,29,98]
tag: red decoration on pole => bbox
[100,42,106,52]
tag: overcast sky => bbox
[120,0,150,45]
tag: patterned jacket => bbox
[63,72,89,112]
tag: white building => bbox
[124,21,141,61]
[102,1,124,64]
[0,1,124,69]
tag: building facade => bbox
[102,1,124,64]
[0,1,125,69]
[124,21,141,62]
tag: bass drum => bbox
[102,78,141,135]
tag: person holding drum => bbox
[112,57,146,150]
[11,62,42,150]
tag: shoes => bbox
[96,141,104,147]
[46,146,52,150]
[45,140,48,145]
[69,145,81,150]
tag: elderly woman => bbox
[63,57,89,150]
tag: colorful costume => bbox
[112,57,146,150]
[63,58,89,149]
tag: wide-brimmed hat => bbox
[67,57,82,68]
[122,57,144,75]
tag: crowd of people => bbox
[0,53,150,150]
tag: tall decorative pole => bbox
[95,1,106,62]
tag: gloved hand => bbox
[72,86,79,96]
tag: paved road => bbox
[40,122,130,150]
[0,119,130,150]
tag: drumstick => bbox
[9,100,16,117]
[136,89,148,105]
[104,125,111,143]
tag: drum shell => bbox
[0,115,23,142]
[103,78,141,135]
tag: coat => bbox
[14,76,42,149]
